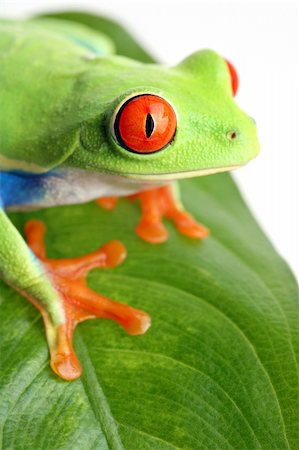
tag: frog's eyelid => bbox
[224,59,239,96]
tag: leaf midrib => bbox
[76,334,124,450]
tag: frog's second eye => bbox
[225,59,239,96]
[113,94,177,154]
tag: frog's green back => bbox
[40,11,156,64]
[0,19,115,173]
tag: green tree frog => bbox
[0,13,259,380]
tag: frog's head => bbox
[67,49,259,180]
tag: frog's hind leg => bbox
[0,211,150,380]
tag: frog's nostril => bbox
[226,130,238,141]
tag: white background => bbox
[1,0,298,277]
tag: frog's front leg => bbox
[0,210,150,380]
[97,183,209,244]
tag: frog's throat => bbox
[121,164,240,181]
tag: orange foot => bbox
[24,220,151,380]
[96,185,209,244]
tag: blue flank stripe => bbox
[0,171,47,208]
[0,173,45,271]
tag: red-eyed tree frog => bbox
[0,13,259,380]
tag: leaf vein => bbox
[76,334,124,450]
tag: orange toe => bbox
[96,197,118,210]
[112,304,152,335]
[101,240,127,267]
[135,220,168,244]
[48,324,82,381]
[51,350,82,381]
[171,212,210,239]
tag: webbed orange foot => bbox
[97,185,209,244]
[130,186,209,243]
[24,220,151,380]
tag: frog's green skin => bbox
[0,14,259,379]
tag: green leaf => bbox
[0,173,298,449]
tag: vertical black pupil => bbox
[145,113,155,138]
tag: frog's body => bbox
[0,13,259,380]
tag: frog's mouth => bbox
[121,164,240,182]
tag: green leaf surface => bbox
[0,173,298,449]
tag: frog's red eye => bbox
[113,94,177,154]
[225,59,239,96]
